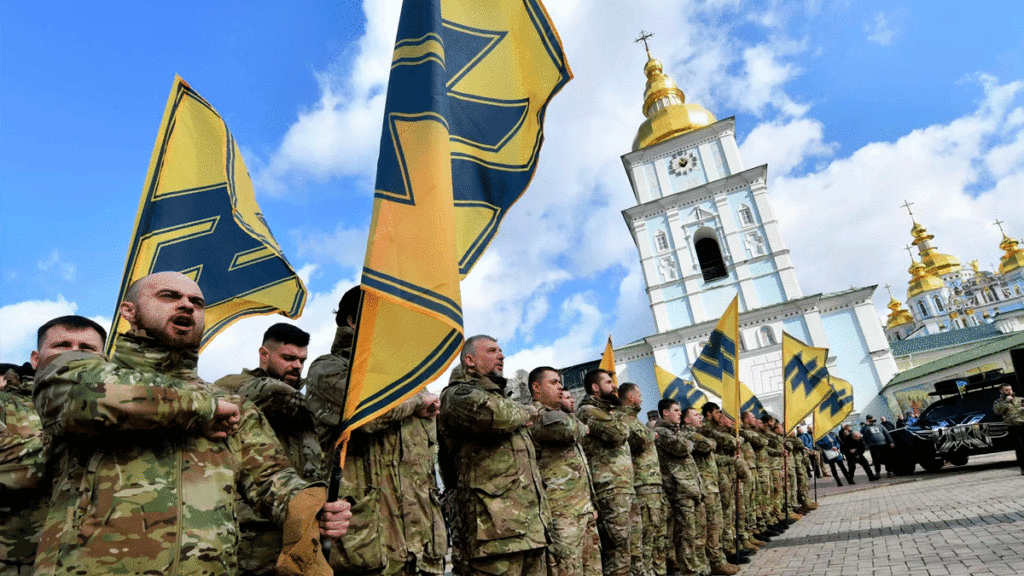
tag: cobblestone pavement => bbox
[742,453,1024,575]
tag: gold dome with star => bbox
[911,221,962,276]
[632,53,716,151]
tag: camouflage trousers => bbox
[629,486,665,576]
[237,525,281,576]
[666,496,706,576]
[702,490,726,567]
[741,467,757,540]
[754,463,770,531]
[786,456,799,509]
[796,452,811,506]
[595,491,634,576]
[769,465,784,522]
[468,547,546,576]
[716,463,743,553]
[548,511,601,576]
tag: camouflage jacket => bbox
[576,395,635,496]
[763,428,785,464]
[1,369,48,568]
[530,401,595,516]
[700,421,738,469]
[744,424,770,470]
[439,365,549,559]
[304,325,354,454]
[623,405,661,488]
[682,425,719,493]
[652,419,701,502]
[32,334,314,576]
[994,395,1024,426]
[217,368,322,480]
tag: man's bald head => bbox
[120,272,206,350]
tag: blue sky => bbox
[3,0,1024,384]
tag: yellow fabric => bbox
[691,296,741,421]
[108,77,305,354]
[782,332,834,434]
[601,336,619,386]
[343,0,571,442]
[812,376,854,442]
[655,364,707,409]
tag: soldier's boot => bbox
[725,552,750,565]
[710,562,739,575]
[742,540,760,552]
[803,501,819,510]
[748,537,766,546]
[787,512,803,522]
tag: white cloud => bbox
[866,13,895,46]
[0,296,78,364]
[36,250,76,281]
[739,117,836,177]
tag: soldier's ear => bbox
[120,300,137,325]
[30,350,40,369]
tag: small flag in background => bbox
[600,336,619,385]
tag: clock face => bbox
[668,149,699,176]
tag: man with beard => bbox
[215,323,323,576]
[576,369,635,576]
[439,335,549,576]
[1,316,106,575]
[32,272,350,576]
[304,286,447,576]
[529,366,600,576]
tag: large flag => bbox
[812,376,854,442]
[600,336,619,386]
[782,331,834,434]
[691,295,741,420]
[344,0,571,434]
[655,365,707,410]
[739,381,767,421]
[108,77,306,354]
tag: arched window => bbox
[917,301,929,318]
[759,326,776,346]
[933,296,945,312]
[693,227,727,282]
[655,230,669,252]
[739,205,754,226]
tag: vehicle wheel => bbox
[947,453,968,466]
[920,458,944,472]
[889,459,915,476]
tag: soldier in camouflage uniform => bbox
[32,272,350,576]
[215,323,323,576]
[304,286,447,576]
[618,383,665,576]
[683,407,738,576]
[760,414,787,528]
[529,367,601,576]
[994,384,1024,474]
[777,423,804,522]
[737,412,770,545]
[653,399,704,576]
[439,335,549,576]
[576,369,635,576]
[699,403,752,566]
[786,429,817,514]
[1,317,107,576]
[739,412,771,543]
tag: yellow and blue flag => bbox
[108,77,306,354]
[812,375,853,443]
[739,381,766,421]
[782,331,834,434]
[344,0,571,433]
[691,295,741,420]
[656,365,707,410]
[600,336,619,386]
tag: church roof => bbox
[632,48,715,151]
[884,330,1024,389]
[889,323,1002,357]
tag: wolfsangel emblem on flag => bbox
[782,331,834,433]
[108,76,306,354]
[691,295,741,420]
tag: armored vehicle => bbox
[889,370,1020,476]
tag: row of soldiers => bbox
[2,270,818,576]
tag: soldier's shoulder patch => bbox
[454,385,474,396]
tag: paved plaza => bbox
[743,453,1024,575]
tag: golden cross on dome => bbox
[994,219,1006,235]
[904,244,915,262]
[900,199,915,219]
[635,30,654,57]
[884,284,893,298]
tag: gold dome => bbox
[907,260,943,298]
[632,54,716,151]
[999,234,1024,274]
[911,221,962,276]
[886,296,914,329]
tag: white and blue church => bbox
[611,48,900,422]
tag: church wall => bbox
[782,317,811,344]
[666,298,694,328]
[819,307,883,413]
[618,354,660,416]
[752,274,786,307]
